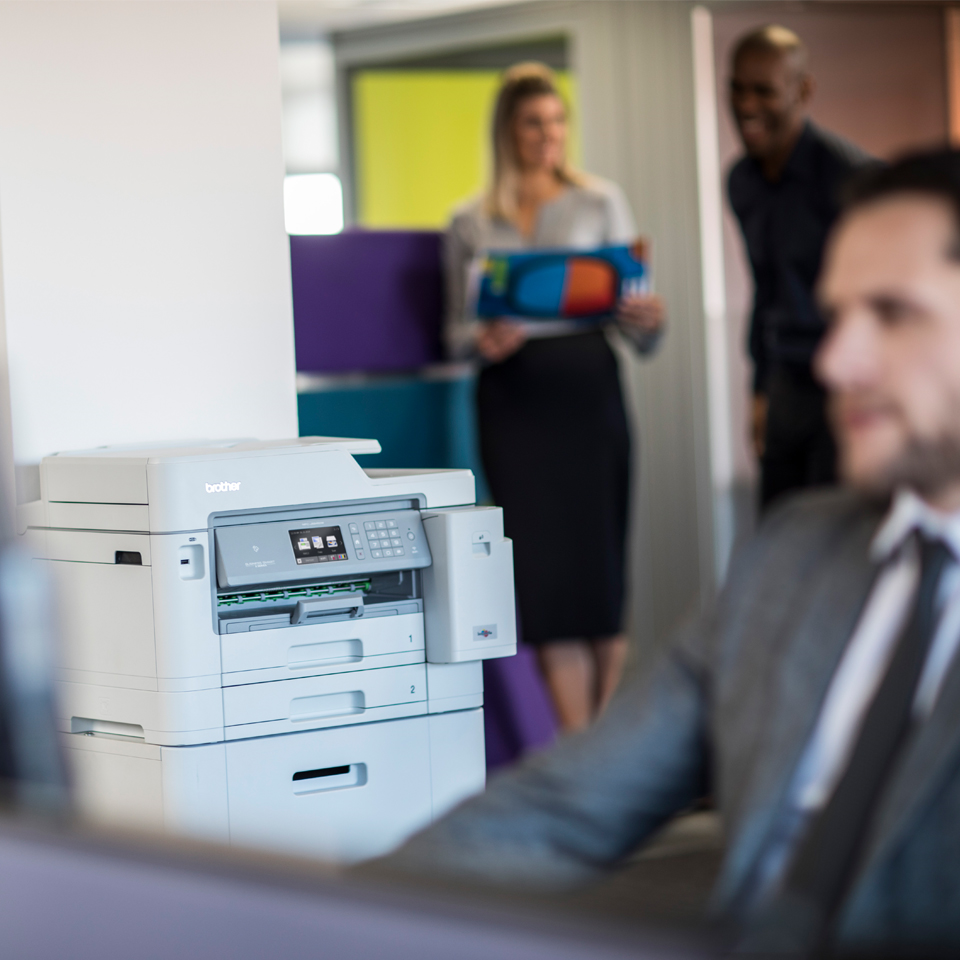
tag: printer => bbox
[20,438,515,862]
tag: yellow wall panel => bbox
[353,70,577,229]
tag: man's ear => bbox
[798,72,815,108]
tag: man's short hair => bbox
[843,149,960,257]
[732,24,808,74]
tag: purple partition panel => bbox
[291,230,444,373]
[483,643,558,771]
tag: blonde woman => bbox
[445,63,665,732]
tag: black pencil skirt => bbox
[477,329,631,646]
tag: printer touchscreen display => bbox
[289,525,348,565]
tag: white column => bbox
[0,2,297,482]
[692,5,735,582]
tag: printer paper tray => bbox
[222,662,427,739]
[220,611,425,684]
[224,714,435,861]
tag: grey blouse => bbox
[443,175,661,359]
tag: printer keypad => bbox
[360,518,407,560]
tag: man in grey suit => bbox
[379,150,960,956]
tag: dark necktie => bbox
[749,534,953,952]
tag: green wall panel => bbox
[353,70,577,229]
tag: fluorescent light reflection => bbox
[284,173,344,235]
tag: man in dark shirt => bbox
[728,25,872,508]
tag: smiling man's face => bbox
[729,47,809,164]
[816,194,960,509]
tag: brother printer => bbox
[20,438,516,861]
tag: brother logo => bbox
[205,481,241,493]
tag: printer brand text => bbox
[205,481,241,493]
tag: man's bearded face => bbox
[817,195,960,505]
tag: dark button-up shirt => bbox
[728,121,873,392]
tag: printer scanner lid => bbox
[38,438,382,506]
[27,438,475,532]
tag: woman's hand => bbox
[616,293,666,335]
[476,320,527,363]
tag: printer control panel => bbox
[215,508,431,591]
[289,516,423,564]
[358,517,416,560]
[289,525,348,565]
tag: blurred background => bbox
[279,0,957,726]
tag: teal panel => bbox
[297,375,490,502]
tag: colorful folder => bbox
[475,242,648,322]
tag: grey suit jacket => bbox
[381,490,960,953]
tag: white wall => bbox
[0,2,297,474]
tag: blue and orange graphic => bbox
[476,241,648,322]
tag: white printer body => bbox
[20,438,516,862]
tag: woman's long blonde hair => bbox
[484,62,585,222]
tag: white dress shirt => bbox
[755,488,960,901]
